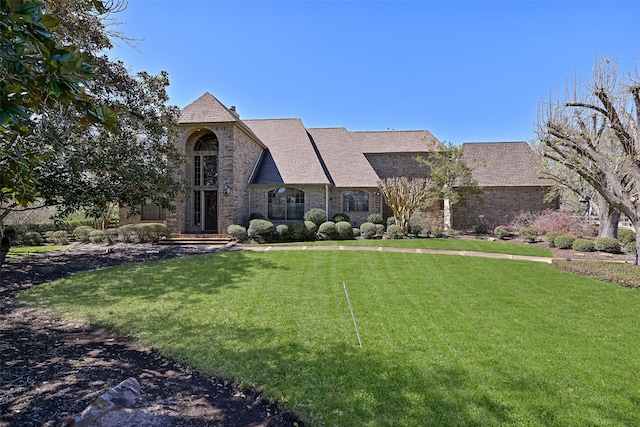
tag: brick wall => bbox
[451,186,559,230]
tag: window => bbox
[193,191,201,226]
[343,191,369,212]
[141,204,167,221]
[193,134,218,187]
[268,188,305,220]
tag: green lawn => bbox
[265,238,553,257]
[6,245,66,258]
[21,250,640,426]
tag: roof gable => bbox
[179,92,239,124]
[462,142,551,187]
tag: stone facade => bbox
[451,186,559,230]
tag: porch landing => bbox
[160,234,232,246]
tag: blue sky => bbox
[110,1,640,144]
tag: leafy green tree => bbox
[536,59,640,264]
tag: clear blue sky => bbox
[110,1,640,144]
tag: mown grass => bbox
[22,250,640,426]
[6,245,66,258]
[267,238,553,257]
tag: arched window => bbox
[268,188,305,220]
[193,134,218,187]
[343,190,369,212]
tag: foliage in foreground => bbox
[553,259,640,289]
[22,251,640,426]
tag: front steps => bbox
[160,234,232,246]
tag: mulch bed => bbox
[0,244,302,427]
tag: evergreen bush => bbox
[431,227,445,238]
[386,216,396,227]
[572,239,595,252]
[89,230,105,243]
[367,213,384,224]
[545,231,561,248]
[52,230,70,245]
[554,234,576,249]
[625,240,636,254]
[303,209,326,227]
[304,221,317,234]
[317,221,338,240]
[618,228,636,245]
[117,224,136,243]
[595,237,621,254]
[73,226,95,243]
[227,224,248,241]
[519,227,538,243]
[23,231,43,246]
[352,227,361,237]
[473,215,489,234]
[410,223,423,236]
[494,225,508,240]
[248,212,265,221]
[360,222,378,239]
[375,224,385,236]
[332,213,350,223]
[105,228,118,244]
[248,219,275,242]
[386,224,402,239]
[335,221,354,240]
[276,224,289,239]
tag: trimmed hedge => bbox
[618,228,635,245]
[545,231,561,248]
[494,226,508,240]
[228,224,248,241]
[332,213,350,223]
[386,224,402,239]
[248,219,274,241]
[367,213,384,225]
[554,234,575,249]
[571,239,595,252]
[519,227,538,243]
[594,237,621,254]
[317,221,338,240]
[335,221,354,240]
[304,209,326,227]
[360,222,378,239]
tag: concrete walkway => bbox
[241,244,555,264]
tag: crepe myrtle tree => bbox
[536,58,640,264]
[377,177,432,234]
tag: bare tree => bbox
[377,177,432,234]
[536,58,640,263]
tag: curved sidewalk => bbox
[241,244,554,264]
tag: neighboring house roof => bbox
[244,119,331,185]
[462,142,551,187]
[180,92,239,123]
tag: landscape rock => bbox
[68,377,141,427]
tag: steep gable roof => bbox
[462,142,551,187]
[244,119,331,185]
[179,92,239,124]
[351,130,441,153]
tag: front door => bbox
[204,191,218,232]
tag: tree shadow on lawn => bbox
[21,250,286,310]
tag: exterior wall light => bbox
[223,184,231,195]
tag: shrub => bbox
[352,227,361,237]
[554,234,576,249]
[386,224,402,239]
[386,216,396,227]
[618,228,636,245]
[227,224,248,242]
[625,240,636,254]
[545,231,561,248]
[375,224,385,236]
[248,212,265,221]
[367,213,384,225]
[473,215,489,234]
[89,230,105,243]
[446,228,460,238]
[335,221,354,240]
[304,209,326,227]
[360,222,378,239]
[73,226,94,243]
[52,230,70,245]
[276,224,289,239]
[132,223,167,243]
[494,225,509,240]
[572,239,595,252]
[332,213,350,223]
[105,228,118,245]
[286,222,315,242]
[519,227,538,243]
[317,221,338,240]
[23,231,43,246]
[248,219,275,242]
[595,237,621,254]
[304,221,317,234]
[410,223,423,236]
[117,224,136,243]
[431,227,445,238]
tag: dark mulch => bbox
[0,244,302,427]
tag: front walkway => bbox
[241,244,555,264]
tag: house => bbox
[131,92,557,234]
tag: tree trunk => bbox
[0,236,10,285]
[635,226,640,266]
[595,194,620,238]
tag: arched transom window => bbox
[268,188,305,220]
[343,190,369,212]
[193,133,219,187]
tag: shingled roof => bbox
[244,119,331,185]
[179,92,239,124]
[462,142,551,187]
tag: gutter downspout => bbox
[325,185,329,218]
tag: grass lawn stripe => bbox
[21,250,640,426]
